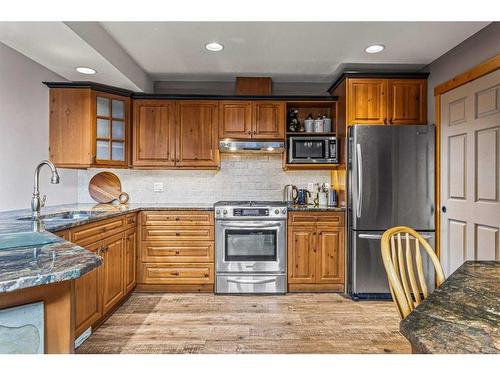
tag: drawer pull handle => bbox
[175,250,180,255]
[175,232,180,236]
[175,217,180,221]
[171,272,179,276]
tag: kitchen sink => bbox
[0,231,57,250]
[16,210,106,222]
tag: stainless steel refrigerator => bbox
[347,124,435,299]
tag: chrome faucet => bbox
[31,160,60,219]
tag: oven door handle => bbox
[226,277,277,285]
[219,223,281,229]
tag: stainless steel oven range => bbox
[215,201,287,294]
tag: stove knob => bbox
[274,209,280,215]
[223,209,228,215]
[281,209,287,214]
[216,209,220,215]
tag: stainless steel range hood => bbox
[219,140,285,153]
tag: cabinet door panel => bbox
[92,91,130,167]
[124,228,137,294]
[133,100,176,167]
[316,226,345,284]
[252,101,285,139]
[102,233,125,314]
[176,101,219,167]
[387,79,427,125]
[287,226,316,284]
[74,241,102,337]
[219,100,253,138]
[347,79,387,125]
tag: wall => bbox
[0,42,78,211]
[425,22,500,122]
[77,154,330,204]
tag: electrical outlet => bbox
[153,182,164,192]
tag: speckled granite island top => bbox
[400,261,500,354]
[0,202,213,293]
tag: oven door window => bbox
[292,140,326,159]
[225,229,277,261]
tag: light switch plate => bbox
[153,182,164,192]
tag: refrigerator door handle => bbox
[358,233,432,240]
[356,143,363,218]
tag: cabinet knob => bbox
[253,130,256,134]
[383,118,387,125]
[248,131,251,135]
[175,232,180,236]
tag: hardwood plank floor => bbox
[76,293,410,354]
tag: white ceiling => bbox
[101,21,489,82]
[0,22,490,91]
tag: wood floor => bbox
[76,292,410,354]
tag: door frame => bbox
[434,54,500,259]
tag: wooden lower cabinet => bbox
[124,228,137,293]
[71,215,137,338]
[287,212,345,292]
[74,241,102,337]
[137,210,215,292]
[101,233,125,314]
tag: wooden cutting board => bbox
[88,172,126,204]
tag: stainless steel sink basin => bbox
[0,231,57,250]
[17,210,106,222]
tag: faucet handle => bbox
[41,195,46,207]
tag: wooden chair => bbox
[380,226,445,319]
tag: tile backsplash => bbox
[77,154,330,204]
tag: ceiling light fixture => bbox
[75,66,96,75]
[205,42,224,52]
[364,44,385,54]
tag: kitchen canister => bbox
[304,114,314,133]
[318,191,328,206]
[323,115,332,133]
[313,117,324,133]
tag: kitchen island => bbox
[400,261,500,354]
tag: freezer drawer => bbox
[350,230,435,296]
[216,274,286,294]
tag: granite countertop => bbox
[0,201,344,293]
[287,204,346,212]
[400,261,500,354]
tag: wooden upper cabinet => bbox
[132,100,176,167]
[287,226,316,284]
[219,100,253,139]
[252,101,285,139]
[49,88,130,168]
[316,225,344,284]
[176,101,219,167]
[347,79,388,125]
[387,79,427,125]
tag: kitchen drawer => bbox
[141,241,214,262]
[216,274,286,294]
[289,212,344,226]
[141,226,214,241]
[71,215,126,246]
[142,211,213,226]
[125,213,138,229]
[140,263,214,284]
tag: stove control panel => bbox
[215,206,287,219]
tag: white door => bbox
[441,68,500,276]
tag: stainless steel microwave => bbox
[288,136,338,164]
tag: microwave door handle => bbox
[356,143,363,218]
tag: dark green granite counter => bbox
[400,261,500,354]
[0,203,212,293]
[287,204,346,212]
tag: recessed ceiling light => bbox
[205,42,224,52]
[365,44,385,54]
[75,66,96,75]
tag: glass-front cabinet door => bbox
[94,92,130,167]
